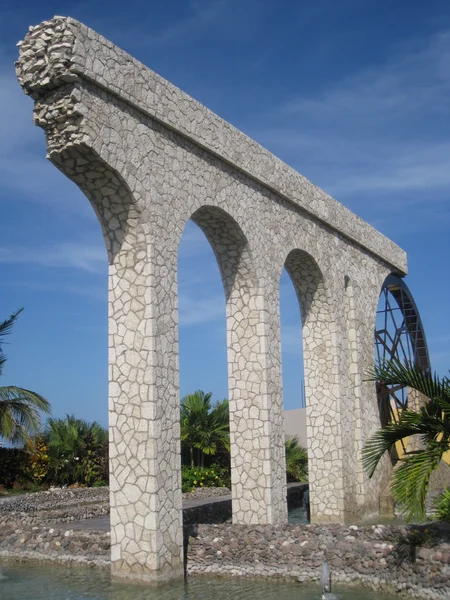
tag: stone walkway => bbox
[55,494,232,532]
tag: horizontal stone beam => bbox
[16,16,407,274]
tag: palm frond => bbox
[0,386,50,444]
[0,309,23,339]
[0,309,24,376]
[363,360,450,520]
[367,360,449,404]
[285,435,308,482]
[391,446,443,521]
[363,412,425,477]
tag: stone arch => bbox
[44,147,139,266]
[190,205,257,300]
[179,205,286,524]
[42,143,178,579]
[282,249,346,522]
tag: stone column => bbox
[285,250,349,523]
[192,209,287,525]
[227,284,287,524]
[109,229,183,582]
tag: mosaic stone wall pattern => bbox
[16,17,407,582]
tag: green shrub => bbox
[433,488,450,523]
[45,415,108,487]
[181,464,230,493]
[0,448,30,488]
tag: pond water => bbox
[0,562,399,600]
[288,505,308,524]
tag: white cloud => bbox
[0,242,106,273]
[1,279,106,301]
[111,0,230,49]
[0,64,97,220]
[252,29,450,209]
[283,31,450,124]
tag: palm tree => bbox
[180,390,230,467]
[0,309,50,445]
[285,435,308,482]
[45,414,108,485]
[363,360,450,521]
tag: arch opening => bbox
[281,249,333,522]
[178,205,280,523]
[177,218,229,475]
[279,266,307,473]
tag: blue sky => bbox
[0,0,449,427]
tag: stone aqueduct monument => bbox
[17,17,410,582]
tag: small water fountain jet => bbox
[321,561,338,600]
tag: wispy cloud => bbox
[283,31,450,124]
[0,279,106,301]
[252,28,450,221]
[0,63,96,219]
[112,0,230,49]
[0,242,106,272]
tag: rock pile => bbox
[0,488,109,527]
[187,522,450,599]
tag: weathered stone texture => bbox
[187,523,450,599]
[16,16,407,581]
[2,521,449,600]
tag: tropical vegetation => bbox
[433,488,450,523]
[181,464,230,493]
[0,309,51,446]
[44,415,108,486]
[285,435,308,482]
[179,390,308,488]
[363,360,450,521]
[180,390,230,468]
[1,379,309,493]
[0,415,108,489]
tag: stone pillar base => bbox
[111,562,184,584]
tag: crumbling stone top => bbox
[16,16,407,273]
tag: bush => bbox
[45,416,108,487]
[181,464,230,493]
[0,448,30,488]
[434,488,450,523]
[25,437,50,484]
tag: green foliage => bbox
[181,464,230,493]
[363,360,450,521]
[180,391,230,468]
[0,447,29,488]
[285,435,308,482]
[0,309,51,446]
[45,415,108,487]
[433,488,450,523]
[25,436,50,483]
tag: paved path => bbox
[55,494,232,532]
